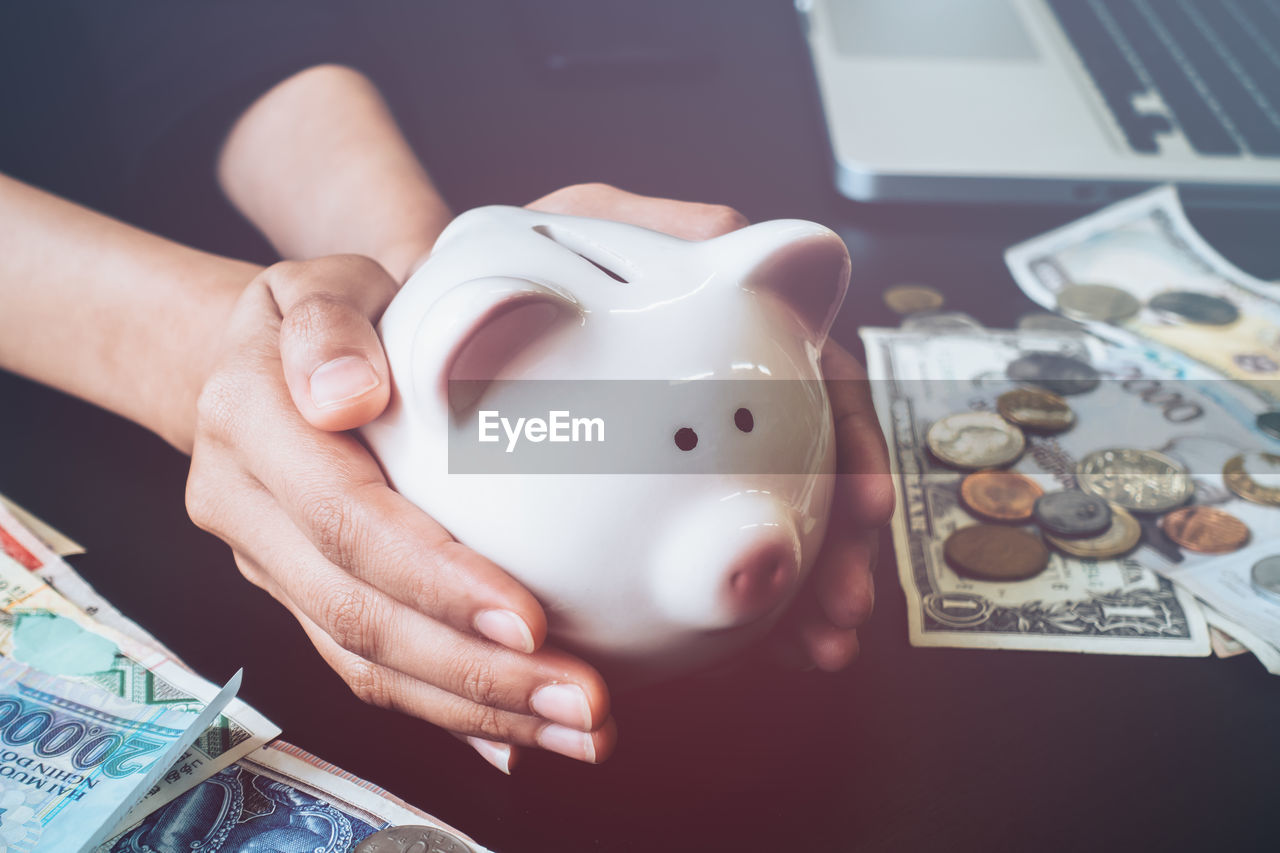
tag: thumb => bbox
[279,292,392,431]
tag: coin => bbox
[354,826,476,853]
[1045,504,1142,558]
[1006,352,1101,396]
[1159,506,1251,553]
[1032,490,1113,538]
[996,388,1075,433]
[960,470,1045,522]
[1148,291,1239,326]
[926,412,1026,469]
[884,284,944,314]
[1077,448,1194,512]
[943,525,1050,581]
[1250,556,1280,606]
[1056,283,1141,323]
[1222,452,1280,506]
[900,311,985,333]
[1256,411,1280,440]
[1017,312,1084,334]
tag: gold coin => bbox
[1045,504,1141,559]
[1159,506,1251,554]
[996,388,1075,433]
[1223,452,1280,506]
[959,470,1045,522]
[884,284,944,315]
[926,412,1026,470]
[943,525,1050,581]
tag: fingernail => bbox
[474,609,536,654]
[531,683,591,731]
[537,723,596,763]
[309,356,379,409]
[466,736,512,775]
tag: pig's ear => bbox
[733,221,850,346]
[411,277,580,415]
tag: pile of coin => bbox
[1054,282,1240,327]
[928,369,1259,578]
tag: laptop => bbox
[798,0,1280,206]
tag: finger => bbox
[454,732,519,775]
[203,338,550,655]
[294,606,618,764]
[264,257,399,431]
[526,182,749,240]
[812,529,878,631]
[225,487,611,731]
[823,339,895,528]
[280,296,391,431]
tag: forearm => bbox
[219,64,451,282]
[0,173,259,451]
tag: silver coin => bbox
[1256,411,1280,440]
[1032,491,1113,538]
[1077,448,1194,512]
[1251,556,1280,606]
[901,311,985,333]
[355,826,476,853]
[1006,352,1101,396]
[1017,312,1085,334]
[1148,291,1239,326]
[1056,284,1141,324]
[926,411,1026,469]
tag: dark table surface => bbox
[3,2,1278,852]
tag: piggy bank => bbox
[361,206,849,683]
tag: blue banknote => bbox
[0,658,219,852]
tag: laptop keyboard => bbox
[1046,0,1280,157]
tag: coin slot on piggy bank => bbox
[362,206,848,683]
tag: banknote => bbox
[861,326,1215,654]
[1162,538,1280,654]
[1208,626,1248,658]
[1201,602,1280,677]
[0,553,280,825]
[0,502,178,661]
[101,740,492,853]
[1005,185,1280,405]
[0,492,84,556]
[0,657,238,852]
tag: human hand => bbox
[528,184,894,672]
[185,255,616,774]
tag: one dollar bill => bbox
[861,326,1212,655]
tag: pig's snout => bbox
[727,539,795,620]
[652,493,802,630]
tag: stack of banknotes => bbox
[862,186,1280,674]
[0,501,490,852]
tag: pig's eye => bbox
[674,427,698,451]
[734,407,754,433]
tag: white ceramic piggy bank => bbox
[362,206,849,683]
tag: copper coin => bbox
[996,388,1075,433]
[1223,452,1280,506]
[1159,507,1251,554]
[960,470,1045,522]
[1045,504,1142,559]
[884,284,944,314]
[943,525,1050,581]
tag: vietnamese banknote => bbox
[100,740,492,852]
[861,326,1225,654]
[0,553,280,825]
[1005,185,1280,405]
[0,502,178,660]
[0,658,238,852]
